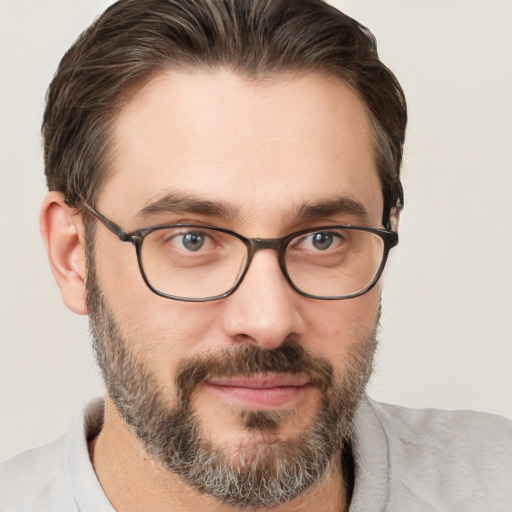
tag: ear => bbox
[40,191,88,315]
[389,207,400,232]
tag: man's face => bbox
[87,70,384,506]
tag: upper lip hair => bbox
[206,374,310,389]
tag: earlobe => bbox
[40,191,88,315]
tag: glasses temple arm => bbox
[78,198,130,241]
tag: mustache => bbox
[175,344,335,402]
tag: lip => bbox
[204,374,311,409]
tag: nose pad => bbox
[220,250,303,350]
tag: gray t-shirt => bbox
[1,397,511,511]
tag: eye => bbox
[310,232,335,250]
[180,232,206,251]
[297,231,343,252]
[167,230,213,252]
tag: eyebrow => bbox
[136,191,368,225]
[136,192,241,221]
[292,196,369,221]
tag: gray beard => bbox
[85,243,377,508]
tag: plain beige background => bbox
[1,0,511,462]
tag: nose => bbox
[219,250,304,350]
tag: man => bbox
[1,0,511,510]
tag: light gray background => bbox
[1,0,511,462]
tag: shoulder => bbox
[0,398,107,512]
[0,436,77,512]
[368,400,512,510]
[370,399,512,457]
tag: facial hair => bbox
[85,235,378,508]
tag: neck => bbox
[90,397,351,512]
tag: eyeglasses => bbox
[80,201,398,302]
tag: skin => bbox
[41,69,386,511]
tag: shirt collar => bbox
[66,396,390,511]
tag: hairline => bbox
[85,63,389,215]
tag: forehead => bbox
[102,69,383,228]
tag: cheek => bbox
[93,235,223,379]
[117,298,221,368]
[299,285,380,360]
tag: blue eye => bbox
[291,230,345,254]
[311,232,334,250]
[180,232,206,251]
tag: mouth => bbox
[204,374,312,409]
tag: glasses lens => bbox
[285,228,385,298]
[140,226,248,299]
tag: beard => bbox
[85,236,378,508]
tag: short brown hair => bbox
[43,0,407,222]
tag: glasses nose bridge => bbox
[250,237,284,252]
[245,236,288,274]
[239,236,291,293]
